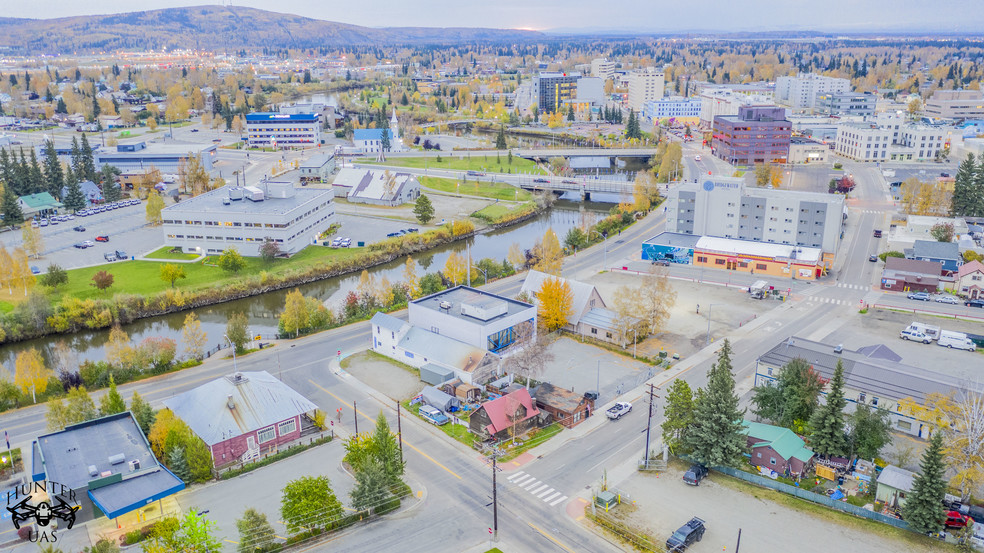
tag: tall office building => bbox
[590,58,616,81]
[535,72,581,113]
[627,67,665,112]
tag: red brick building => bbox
[163,371,319,468]
[532,383,594,429]
[712,105,792,165]
[880,257,942,293]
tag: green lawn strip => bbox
[472,203,518,220]
[419,176,531,201]
[708,467,960,552]
[358,155,545,174]
[0,301,13,314]
[49,245,365,303]
[401,398,477,448]
[143,246,200,260]
[498,423,563,462]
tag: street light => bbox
[589,230,609,271]
[471,264,488,285]
[224,334,238,373]
[704,304,723,347]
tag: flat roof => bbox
[299,152,335,169]
[643,232,702,249]
[246,112,319,121]
[88,467,185,519]
[95,143,218,157]
[696,236,822,263]
[411,286,533,324]
[744,185,845,206]
[162,184,332,217]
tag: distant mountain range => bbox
[0,5,544,54]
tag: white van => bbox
[899,328,931,343]
[938,330,976,351]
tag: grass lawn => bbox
[419,176,531,201]
[498,423,563,462]
[144,246,201,260]
[359,155,546,175]
[472,203,520,220]
[402,399,478,448]
[44,245,366,304]
[0,301,13,314]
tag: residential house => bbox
[956,260,984,299]
[61,180,103,205]
[30,413,184,524]
[742,420,815,477]
[370,312,501,385]
[908,239,963,276]
[880,257,942,293]
[532,383,594,429]
[469,388,541,441]
[519,271,625,344]
[162,371,319,468]
[756,337,978,438]
[876,465,917,508]
[17,192,62,218]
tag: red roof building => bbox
[469,388,541,441]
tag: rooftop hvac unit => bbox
[244,186,265,202]
[265,180,296,199]
[108,453,126,465]
[227,394,235,409]
[88,465,98,477]
[439,301,452,311]
[129,459,141,472]
[228,187,244,200]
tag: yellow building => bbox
[693,236,823,280]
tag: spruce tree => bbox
[495,125,507,150]
[129,391,156,435]
[42,140,64,198]
[685,340,747,467]
[1,185,24,225]
[0,148,12,186]
[809,360,847,457]
[62,179,86,212]
[973,155,984,218]
[902,432,948,534]
[27,150,44,194]
[102,178,122,203]
[98,375,127,416]
[951,153,977,217]
[55,98,67,114]
[370,411,405,488]
[13,150,30,196]
[80,134,96,182]
[380,128,391,153]
[166,446,191,482]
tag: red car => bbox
[95,235,109,242]
[944,511,974,528]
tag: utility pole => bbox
[396,401,404,464]
[736,528,742,552]
[353,401,359,435]
[643,384,659,462]
[492,452,499,542]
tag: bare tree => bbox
[942,389,984,500]
[637,266,677,334]
[505,321,554,388]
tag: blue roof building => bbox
[245,112,321,149]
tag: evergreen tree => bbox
[235,508,275,553]
[380,128,391,153]
[1,185,25,225]
[91,94,101,119]
[62,179,86,212]
[495,125,507,150]
[350,458,390,511]
[951,153,978,217]
[413,194,434,224]
[55,98,67,114]
[102,178,122,203]
[129,391,156,435]
[98,375,127,416]
[661,379,695,454]
[80,134,96,182]
[370,411,405,488]
[64,164,76,193]
[0,148,12,186]
[809,360,848,457]
[902,432,948,534]
[567,104,575,122]
[166,446,191,482]
[685,340,747,467]
[751,357,825,429]
[13,150,30,196]
[42,140,64,198]
[26,150,44,194]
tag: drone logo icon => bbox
[6,481,80,543]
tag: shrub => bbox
[125,530,143,545]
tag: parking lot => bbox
[329,213,419,247]
[0,200,166,270]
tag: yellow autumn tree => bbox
[182,311,207,360]
[507,243,527,269]
[403,257,420,298]
[537,277,574,332]
[356,270,377,301]
[14,347,53,403]
[443,251,469,286]
[280,289,310,338]
[105,325,133,369]
[534,229,563,276]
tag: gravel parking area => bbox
[537,337,654,404]
[610,463,944,553]
[343,351,424,401]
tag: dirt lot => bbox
[342,351,424,401]
[608,462,953,553]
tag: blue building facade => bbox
[641,232,700,263]
[642,97,702,122]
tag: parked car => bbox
[868,255,878,262]
[606,402,632,421]
[964,299,984,308]
[30,220,39,228]
[899,328,932,343]
[562,179,577,184]
[939,331,976,352]
[115,250,128,259]
[683,464,708,486]
[907,292,931,301]
[30,266,40,275]
[82,240,95,247]
[419,405,450,426]
[339,238,352,247]
[935,295,959,304]
[386,231,402,237]
[95,235,109,242]
[104,253,117,262]
[73,226,86,232]
[944,511,974,528]
[873,229,883,238]
[652,258,671,266]
[665,517,705,551]
[405,228,418,233]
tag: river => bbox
[0,201,614,372]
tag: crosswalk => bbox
[854,209,884,214]
[505,471,568,507]
[810,297,854,306]
[836,283,868,290]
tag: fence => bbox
[713,466,910,531]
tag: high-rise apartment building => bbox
[627,67,665,112]
[775,73,851,109]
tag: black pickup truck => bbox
[666,517,705,551]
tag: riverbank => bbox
[0,200,551,346]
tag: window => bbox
[897,420,912,431]
[278,418,297,436]
[715,258,726,265]
[770,457,777,465]
[756,263,767,270]
[257,427,276,444]
[591,328,598,335]
[871,397,878,407]
[606,332,612,339]
[405,351,414,359]
[858,392,866,403]
[756,452,762,459]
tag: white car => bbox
[935,295,959,304]
[694,155,702,161]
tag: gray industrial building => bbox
[666,177,845,254]
[161,182,335,256]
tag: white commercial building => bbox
[775,73,851,109]
[591,58,616,81]
[161,182,335,256]
[923,90,984,120]
[245,112,322,149]
[666,177,844,254]
[627,67,665,112]
[642,96,702,123]
[408,286,536,353]
[575,77,606,105]
[699,89,773,128]
[834,117,954,162]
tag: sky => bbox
[4,0,984,32]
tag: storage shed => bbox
[420,386,461,412]
[420,363,455,385]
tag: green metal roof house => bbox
[17,192,62,217]
[742,420,815,477]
